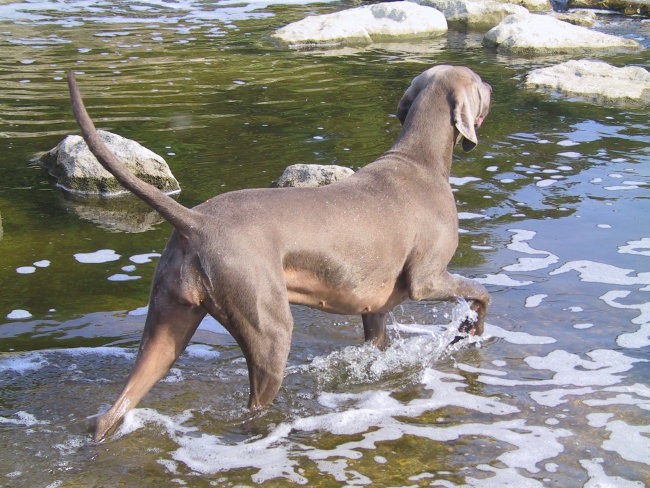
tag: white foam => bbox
[185,344,220,360]
[74,249,121,264]
[34,260,50,268]
[485,324,555,345]
[525,294,547,308]
[551,261,650,286]
[16,266,36,274]
[586,414,650,464]
[476,273,533,286]
[0,411,49,427]
[478,349,645,389]
[618,237,650,256]
[557,140,579,147]
[599,290,650,349]
[449,176,481,186]
[108,273,141,281]
[6,309,32,320]
[0,352,48,373]
[130,252,161,264]
[557,151,581,158]
[458,212,489,220]
[536,179,557,188]
[580,458,645,488]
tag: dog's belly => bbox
[284,268,408,315]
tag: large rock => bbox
[39,130,180,196]
[483,12,643,53]
[272,164,354,188]
[524,59,650,105]
[272,2,447,48]
[417,0,528,29]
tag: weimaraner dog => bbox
[67,64,492,442]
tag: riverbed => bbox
[0,1,648,486]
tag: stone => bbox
[272,164,354,188]
[524,59,650,105]
[483,12,643,53]
[272,1,447,48]
[416,0,528,29]
[39,130,180,196]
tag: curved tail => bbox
[68,72,200,236]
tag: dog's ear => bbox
[453,79,491,152]
[397,75,425,124]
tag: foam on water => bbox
[73,249,121,264]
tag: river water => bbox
[0,1,648,486]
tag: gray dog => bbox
[67,64,492,442]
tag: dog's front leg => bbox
[410,271,489,336]
[362,312,388,350]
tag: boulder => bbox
[272,164,354,188]
[416,0,528,29]
[567,0,648,16]
[483,12,643,53]
[524,59,650,105]
[39,130,180,196]
[272,1,447,48]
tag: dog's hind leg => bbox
[94,298,206,442]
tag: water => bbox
[1,1,649,486]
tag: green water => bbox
[1,2,649,487]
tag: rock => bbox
[493,0,552,11]
[272,1,447,48]
[483,12,643,53]
[567,0,648,16]
[272,164,354,188]
[549,8,597,26]
[39,130,180,196]
[416,0,528,29]
[524,59,650,105]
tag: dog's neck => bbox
[388,88,456,180]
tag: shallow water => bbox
[0,1,649,486]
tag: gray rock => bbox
[416,0,528,29]
[524,59,650,105]
[483,12,643,53]
[39,130,180,196]
[272,2,447,48]
[272,164,354,188]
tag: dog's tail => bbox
[67,72,200,236]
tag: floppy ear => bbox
[397,75,425,124]
[453,89,479,152]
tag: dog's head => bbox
[397,65,492,151]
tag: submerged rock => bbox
[272,164,354,188]
[483,12,642,53]
[39,130,180,196]
[524,59,650,105]
[417,0,528,29]
[272,1,447,48]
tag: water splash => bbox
[310,300,480,389]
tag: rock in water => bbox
[39,130,180,196]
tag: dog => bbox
[67,64,492,442]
